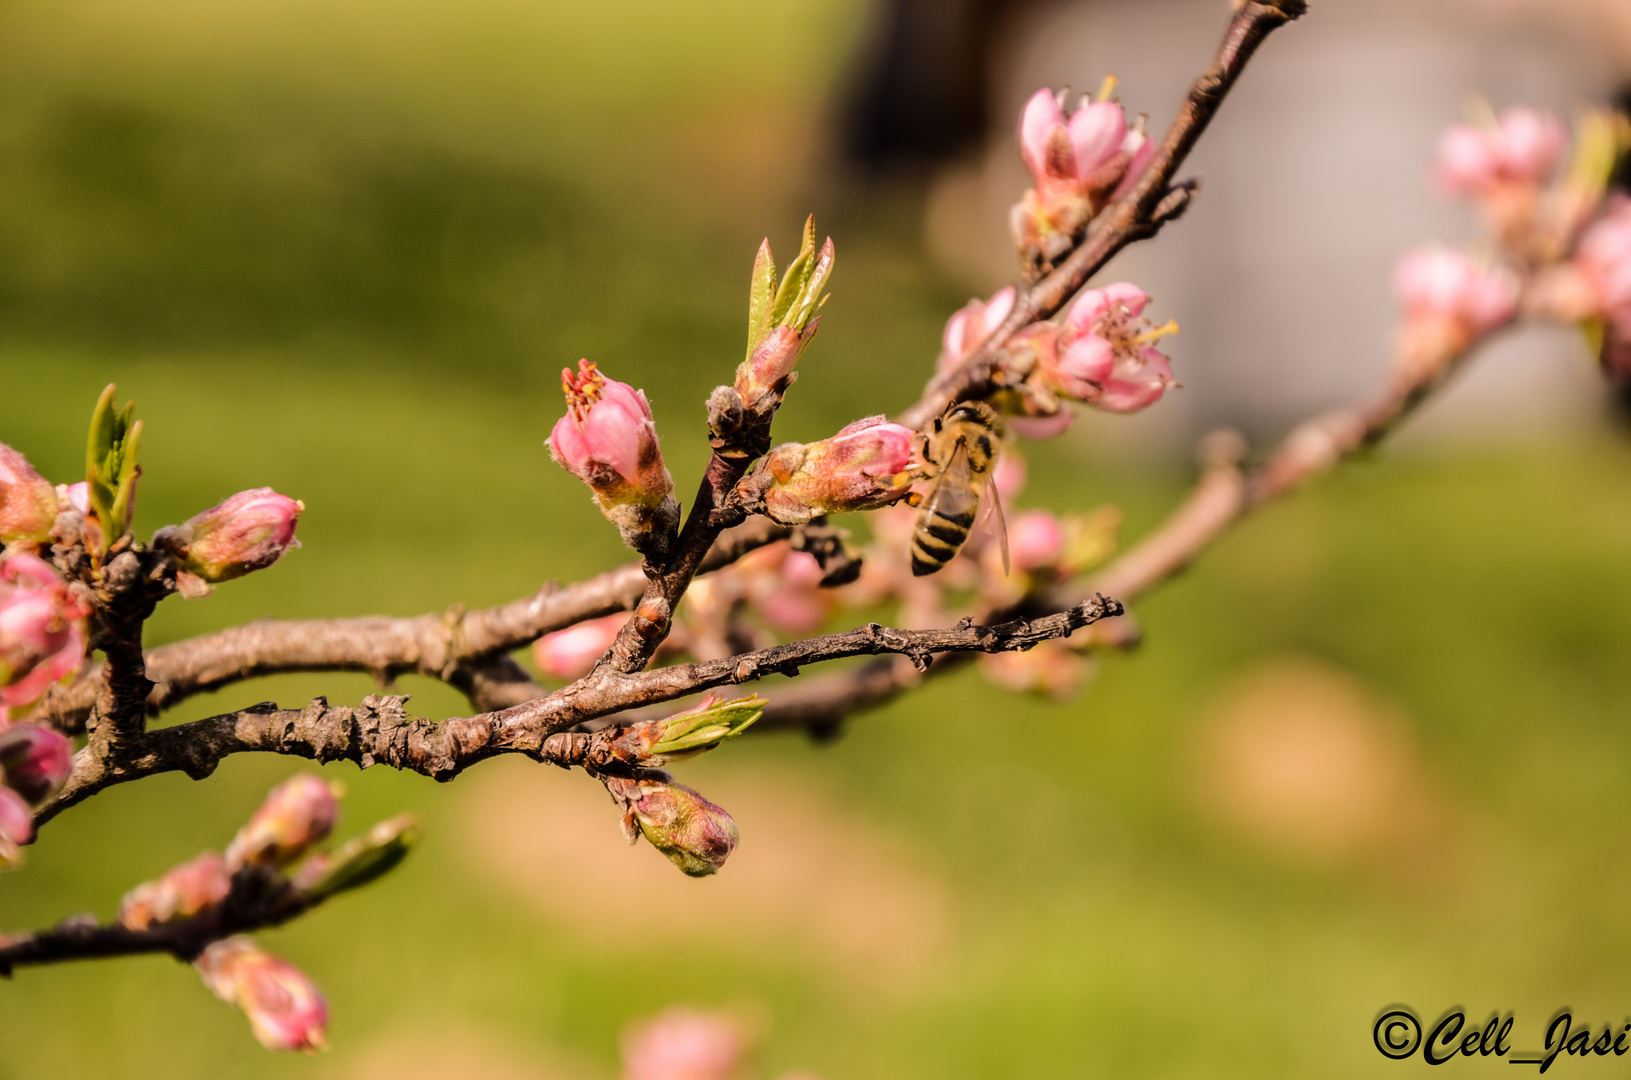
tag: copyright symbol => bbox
[1374,1009,1422,1059]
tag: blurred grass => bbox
[4,1,1631,1078]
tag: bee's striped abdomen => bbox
[910,453,980,576]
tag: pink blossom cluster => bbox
[1436,106,1567,196]
[1392,246,1519,376]
[1012,87,1156,267]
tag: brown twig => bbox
[39,596,1123,823]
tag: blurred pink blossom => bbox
[225,774,338,870]
[0,723,73,805]
[1008,510,1067,574]
[118,851,232,930]
[0,552,90,721]
[533,612,626,681]
[1436,106,1567,195]
[0,783,34,865]
[195,937,328,1052]
[936,286,1016,374]
[621,1008,746,1080]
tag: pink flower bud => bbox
[0,444,58,549]
[225,774,339,870]
[0,552,90,719]
[0,784,34,865]
[0,723,73,805]
[1113,116,1157,199]
[56,481,89,515]
[153,488,303,588]
[753,417,916,526]
[1008,510,1066,573]
[1036,283,1178,413]
[936,287,1016,374]
[195,937,328,1053]
[118,851,232,930]
[1394,246,1519,336]
[532,612,626,681]
[1436,106,1567,195]
[740,324,804,398]
[549,360,679,559]
[1006,410,1075,440]
[621,1008,747,1080]
[607,775,739,877]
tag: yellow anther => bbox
[1096,75,1119,103]
[1131,319,1180,345]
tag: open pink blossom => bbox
[195,937,328,1053]
[1042,283,1179,413]
[1436,106,1568,195]
[937,286,1016,374]
[754,417,916,525]
[1012,87,1154,265]
[0,552,90,719]
[225,774,338,870]
[622,1007,746,1080]
[549,360,678,558]
[0,444,58,549]
[118,851,232,930]
[533,612,626,681]
[1394,246,1519,335]
[0,723,73,805]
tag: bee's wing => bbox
[980,468,1010,576]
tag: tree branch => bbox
[38,595,1123,823]
[896,0,1305,430]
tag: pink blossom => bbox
[195,937,328,1053]
[1007,410,1075,440]
[0,444,58,548]
[0,552,90,719]
[0,723,73,805]
[550,360,678,558]
[533,612,626,681]
[755,549,829,634]
[1436,106,1568,195]
[118,851,232,930]
[1012,87,1153,265]
[1393,246,1519,335]
[225,774,339,870]
[754,417,916,525]
[1574,196,1631,322]
[1036,283,1179,413]
[1008,510,1067,573]
[937,286,1016,374]
[980,640,1087,699]
[621,1008,746,1080]
[55,481,89,515]
[0,784,34,860]
[153,488,302,588]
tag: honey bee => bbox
[908,400,1008,577]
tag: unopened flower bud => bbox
[550,360,679,561]
[0,784,33,867]
[83,384,142,554]
[117,851,232,930]
[606,775,738,877]
[532,612,626,681]
[195,937,328,1053]
[153,488,302,596]
[622,694,764,762]
[0,723,73,805]
[751,417,916,526]
[0,552,90,719]
[1036,283,1179,412]
[621,1008,747,1080]
[937,287,1016,374]
[291,813,419,902]
[735,217,835,413]
[0,444,59,549]
[226,774,339,870]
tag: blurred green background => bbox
[4,1,1631,1077]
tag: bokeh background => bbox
[3,0,1631,1076]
